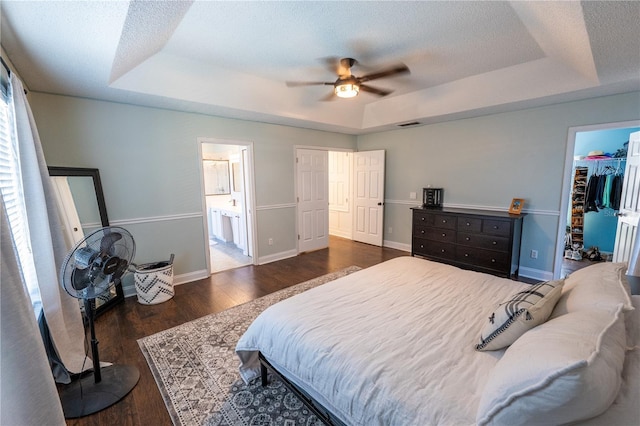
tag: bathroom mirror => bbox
[232,162,242,192]
[203,160,231,195]
[48,166,124,316]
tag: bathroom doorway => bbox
[199,139,256,274]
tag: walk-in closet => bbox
[564,126,638,274]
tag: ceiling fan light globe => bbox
[335,83,359,98]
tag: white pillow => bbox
[551,262,633,318]
[476,306,627,425]
[476,280,564,351]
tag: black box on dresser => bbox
[411,207,525,279]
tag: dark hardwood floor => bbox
[62,236,407,426]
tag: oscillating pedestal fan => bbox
[58,226,139,418]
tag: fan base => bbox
[60,364,140,419]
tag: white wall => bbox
[357,91,640,279]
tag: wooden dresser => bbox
[411,207,525,279]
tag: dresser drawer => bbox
[414,225,456,243]
[457,232,509,251]
[456,246,509,270]
[412,237,456,260]
[457,217,482,233]
[424,227,456,243]
[413,211,435,227]
[433,214,457,230]
[482,219,511,237]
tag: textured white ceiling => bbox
[1,1,639,134]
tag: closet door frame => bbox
[556,120,640,278]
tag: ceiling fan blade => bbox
[319,56,340,75]
[286,81,333,87]
[319,92,337,102]
[358,64,410,83]
[359,84,392,97]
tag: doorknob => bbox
[615,212,625,217]
[378,202,383,206]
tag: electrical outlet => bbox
[268,238,273,246]
[388,227,393,234]
[409,192,417,200]
[530,249,538,259]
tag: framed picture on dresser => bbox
[509,198,524,214]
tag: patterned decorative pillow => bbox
[476,280,564,351]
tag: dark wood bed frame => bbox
[258,352,346,426]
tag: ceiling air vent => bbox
[398,121,421,127]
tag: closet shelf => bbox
[569,167,588,251]
[573,157,626,164]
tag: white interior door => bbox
[297,149,329,253]
[242,148,253,257]
[613,131,640,262]
[353,150,385,246]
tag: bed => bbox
[236,256,638,425]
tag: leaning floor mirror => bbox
[48,166,124,315]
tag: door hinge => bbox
[297,196,299,202]
[298,234,300,240]
[296,157,299,163]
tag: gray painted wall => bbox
[30,93,356,280]
[357,91,640,278]
[30,91,640,282]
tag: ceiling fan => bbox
[286,58,410,100]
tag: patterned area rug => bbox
[138,266,361,426]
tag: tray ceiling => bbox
[1,1,638,134]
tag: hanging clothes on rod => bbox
[582,159,625,213]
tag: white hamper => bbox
[134,254,175,305]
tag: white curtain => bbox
[1,198,66,425]
[10,74,88,381]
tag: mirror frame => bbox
[48,166,124,316]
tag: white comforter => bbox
[236,256,530,425]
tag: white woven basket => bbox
[134,258,174,305]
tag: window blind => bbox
[0,79,42,316]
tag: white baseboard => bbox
[123,269,209,298]
[258,249,298,265]
[329,230,352,239]
[518,266,553,282]
[174,269,210,285]
[383,240,411,252]
[123,285,137,298]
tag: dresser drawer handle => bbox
[465,237,470,241]
[493,225,499,229]
[421,217,425,221]
[421,230,425,234]
[464,253,469,257]
[420,244,424,249]
[492,241,497,245]
[442,219,447,223]
[491,259,496,263]
[466,222,470,226]
[442,233,446,237]
[441,249,446,253]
